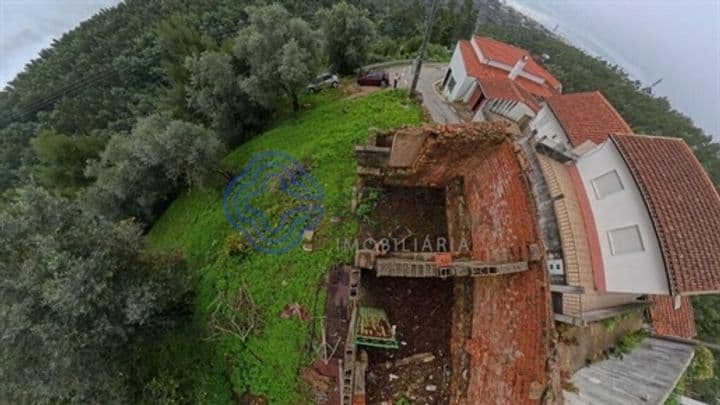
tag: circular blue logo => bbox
[223,151,325,254]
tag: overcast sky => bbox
[506,0,720,139]
[0,0,118,87]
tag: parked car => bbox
[357,70,389,87]
[307,73,339,93]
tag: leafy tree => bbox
[233,4,322,112]
[184,50,267,145]
[156,14,219,120]
[433,0,458,46]
[694,295,720,344]
[373,0,425,40]
[0,187,189,403]
[454,0,479,41]
[84,115,224,223]
[319,2,376,74]
[0,122,36,192]
[432,0,478,46]
[30,130,107,195]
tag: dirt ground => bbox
[344,81,386,100]
[358,185,448,253]
[360,271,454,404]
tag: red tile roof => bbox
[649,295,697,338]
[547,91,632,147]
[515,76,556,99]
[458,38,560,112]
[477,73,541,113]
[612,134,720,294]
[458,40,484,78]
[473,36,561,89]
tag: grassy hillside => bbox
[142,90,421,403]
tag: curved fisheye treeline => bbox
[0,0,718,403]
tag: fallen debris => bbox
[394,352,436,368]
[303,229,315,252]
[301,367,331,392]
[279,302,309,322]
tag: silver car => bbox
[307,73,339,93]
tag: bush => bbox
[356,187,380,218]
[602,316,620,332]
[84,115,224,223]
[690,346,715,382]
[615,329,649,354]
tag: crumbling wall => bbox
[355,122,511,188]
[465,141,537,263]
[407,122,509,186]
[461,141,557,404]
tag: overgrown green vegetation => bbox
[601,312,633,333]
[690,295,720,402]
[666,346,716,405]
[2,0,720,402]
[143,90,421,402]
[0,188,189,402]
[602,316,620,333]
[614,329,650,355]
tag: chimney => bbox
[508,55,529,81]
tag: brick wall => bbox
[465,141,538,263]
[463,141,554,403]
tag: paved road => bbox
[386,63,464,124]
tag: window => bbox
[447,76,456,93]
[608,226,644,255]
[592,170,623,199]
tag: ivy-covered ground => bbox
[139,89,422,403]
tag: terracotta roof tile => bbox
[458,38,553,112]
[458,40,483,78]
[473,36,561,89]
[649,295,697,338]
[547,91,632,147]
[477,73,541,113]
[612,134,720,294]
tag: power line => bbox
[410,0,441,96]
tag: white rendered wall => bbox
[444,45,475,101]
[575,141,670,294]
[530,104,571,147]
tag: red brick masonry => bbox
[463,141,554,403]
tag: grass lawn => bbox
[141,89,422,403]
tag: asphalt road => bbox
[386,63,463,124]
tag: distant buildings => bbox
[443,36,720,337]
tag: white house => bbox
[441,36,561,127]
[530,91,632,155]
[533,92,720,330]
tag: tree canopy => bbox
[319,2,376,74]
[233,4,323,112]
[0,187,188,403]
[84,114,224,223]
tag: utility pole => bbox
[410,0,441,96]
